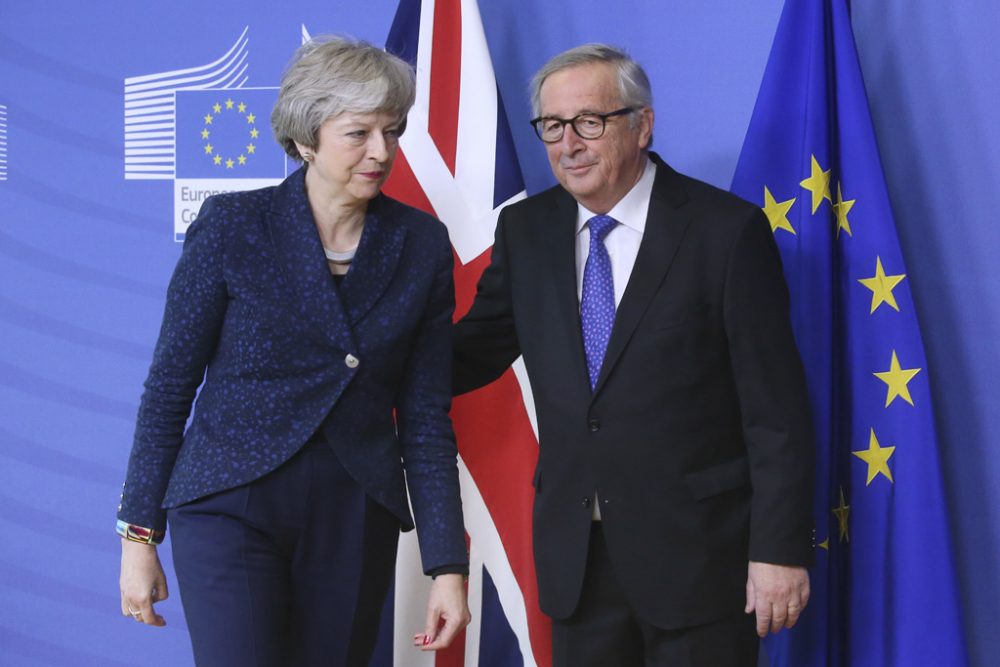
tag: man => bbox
[453,44,814,666]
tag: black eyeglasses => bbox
[530,107,634,143]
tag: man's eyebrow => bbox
[540,108,604,118]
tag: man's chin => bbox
[560,174,600,200]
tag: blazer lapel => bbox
[338,195,407,325]
[267,168,357,353]
[592,156,692,397]
[543,189,592,390]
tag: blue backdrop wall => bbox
[1,1,996,665]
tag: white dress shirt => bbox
[574,157,656,519]
[575,158,657,307]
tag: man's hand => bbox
[745,561,809,637]
[412,573,471,651]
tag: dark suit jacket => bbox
[119,168,467,573]
[454,153,814,628]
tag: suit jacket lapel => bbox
[338,195,407,325]
[543,189,592,390]
[592,155,692,397]
[267,168,356,353]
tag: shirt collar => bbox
[575,157,656,235]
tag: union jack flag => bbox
[373,1,552,665]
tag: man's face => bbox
[538,62,653,214]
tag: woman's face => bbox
[299,111,404,205]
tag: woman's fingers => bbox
[119,539,168,627]
[416,574,471,651]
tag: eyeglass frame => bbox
[529,107,635,143]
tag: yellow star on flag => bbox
[213,155,222,165]
[238,154,247,165]
[225,158,234,169]
[246,113,256,124]
[818,539,829,551]
[203,143,213,155]
[832,486,850,542]
[225,98,234,110]
[200,129,210,140]
[832,182,856,237]
[204,114,214,125]
[853,428,895,485]
[250,128,260,139]
[800,154,832,214]
[874,350,921,407]
[246,143,256,154]
[238,102,247,113]
[858,256,906,314]
[212,102,222,113]
[762,186,796,235]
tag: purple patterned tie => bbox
[581,214,618,389]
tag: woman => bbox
[117,36,470,665]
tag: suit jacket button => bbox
[588,419,600,432]
[581,498,591,508]
[345,354,360,369]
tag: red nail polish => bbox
[423,635,430,645]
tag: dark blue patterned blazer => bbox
[118,167,467,573]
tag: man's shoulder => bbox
[510,183,570,212]
[498,184,572,234]
[656,159,761,222]
[682,175,758,215]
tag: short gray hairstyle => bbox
[271,35,416,160]
[530,43,653,121]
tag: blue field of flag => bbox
[176,89,286,179]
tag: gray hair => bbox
[529,43,653,122]
[271,35,416,160]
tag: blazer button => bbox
[588,419,600,432]
[344,354,360,369]
[581,497,591,508]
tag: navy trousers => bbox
[168,438,399,667]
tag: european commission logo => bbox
[0,104,8,181]
[123,27,292,241]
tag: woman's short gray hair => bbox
[529,43,653,122]
[271,35,416,160]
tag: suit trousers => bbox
[168,436,399,667]
[552,524,759,667]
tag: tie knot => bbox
[587,215,617,243]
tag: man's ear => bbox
[637,107,654,149]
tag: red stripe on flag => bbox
[428,0,462,175]
[383,150,437,218]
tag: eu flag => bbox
[730,0,967,664]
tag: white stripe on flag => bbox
[398,114,495,263]
[454,0,500,213]
[412,0,436,120]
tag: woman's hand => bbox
[412,573,471,650]
[119,539,169,626]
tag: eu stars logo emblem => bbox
[173,89,287,240]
